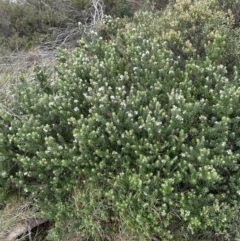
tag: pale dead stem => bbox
[0,196,48,241]
[5,218,48,241]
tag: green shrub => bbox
[0,0,168,53]
[217,0,240,28]
[104,0,134,17]
[0,0,83,51]
[1,0,240,240]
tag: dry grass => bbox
[0,48,56,80]
[0,193,45,241]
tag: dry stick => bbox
[5,218,48,241]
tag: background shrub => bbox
[1,0,240,240]
[0,0,169,53]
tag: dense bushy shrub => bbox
[1,0,240,240]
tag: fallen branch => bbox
[5,218,48,241]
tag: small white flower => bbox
[110,95,115,100]
[120,102,126,107]
[185,211,191,217]
[199,115,207,121]
[49,102,54,107]
[74,99,79,103]
[74,107,79,112]
[54,95,59,101]
[120,75,124,81]
[1,171,7,178]
[176,114,183,121]
[226,150,232,155]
